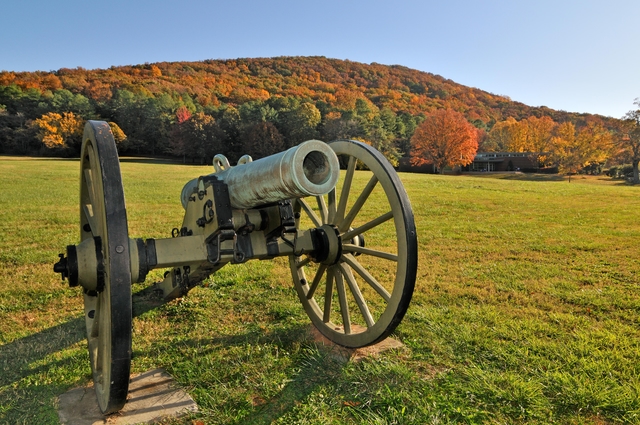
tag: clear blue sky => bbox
[2,0,638,118]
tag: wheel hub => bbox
[53,237,104,292]
[312,224,342,265]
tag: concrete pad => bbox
[58,369,198,425]
[308,324,405,362]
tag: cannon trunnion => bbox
[54,120,418,414]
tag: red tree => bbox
[175,106,192,124]
[410,109,479,173]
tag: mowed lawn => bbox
[1,156,639,424]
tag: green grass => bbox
[1,157,639,424]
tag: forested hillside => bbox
[0,56,621,164]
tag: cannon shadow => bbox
[0,286,169,422]
[144,325,351,425]
[0,316,87,422]
[0,287,350,423]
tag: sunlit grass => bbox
[1,156,639,424]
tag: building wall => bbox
[398,157,436,173]
[468,153,538,172]
[398,153,554,174]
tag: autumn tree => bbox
[618,104,640,184]
[524,116,557,167]
[108,122,127,150]
[549,122,612,181]
[486,117,518,152]
[486,116,557,168]
[550,122,577,175]
[410,109,478,173]
[577,121,613,166]
[175,105,192,124]
[34,111,83,152]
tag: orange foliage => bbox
[83,80,112,101]
[410,109,479,172]
[0,71,16,86]
[1,56,621,144]
[150,65,162,77]
[41,74,62,91]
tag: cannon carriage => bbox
[54,120,418,414]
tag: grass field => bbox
[1,157,639,424]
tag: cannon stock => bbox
[53,120,417,414]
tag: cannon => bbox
[53,120,418,414]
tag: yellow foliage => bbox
[502,116,556,155]
[35,112,83,149]
[108,122,127,145]
[550,122,613,174]
[487,117,518,151]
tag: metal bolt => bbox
[115,245,124,254]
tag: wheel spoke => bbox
[341,253,391,302]
[90,303,100,337]
[298,198,322,228]
[339,174,378,232]
[316,195,328,224]
[338,263,375,328]
[336,156,356,224]
[342,211,393,242]
[323,268,335,323]
[327,188,337,224]
[82,204,100,237]
[296,256,311,269]
[307,264,327,299]
[84,168,97,208]
[342,244,398,262]
[97,294,108,376]
[335,270,351,334]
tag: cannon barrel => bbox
[181,140,340,210]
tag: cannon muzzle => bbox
[181,140,340,209]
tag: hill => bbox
[0,56,621,160]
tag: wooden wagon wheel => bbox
[290,139,417,348]
[79,121,132,414]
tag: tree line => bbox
[0,84,422,165]
[0,57,636,180]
